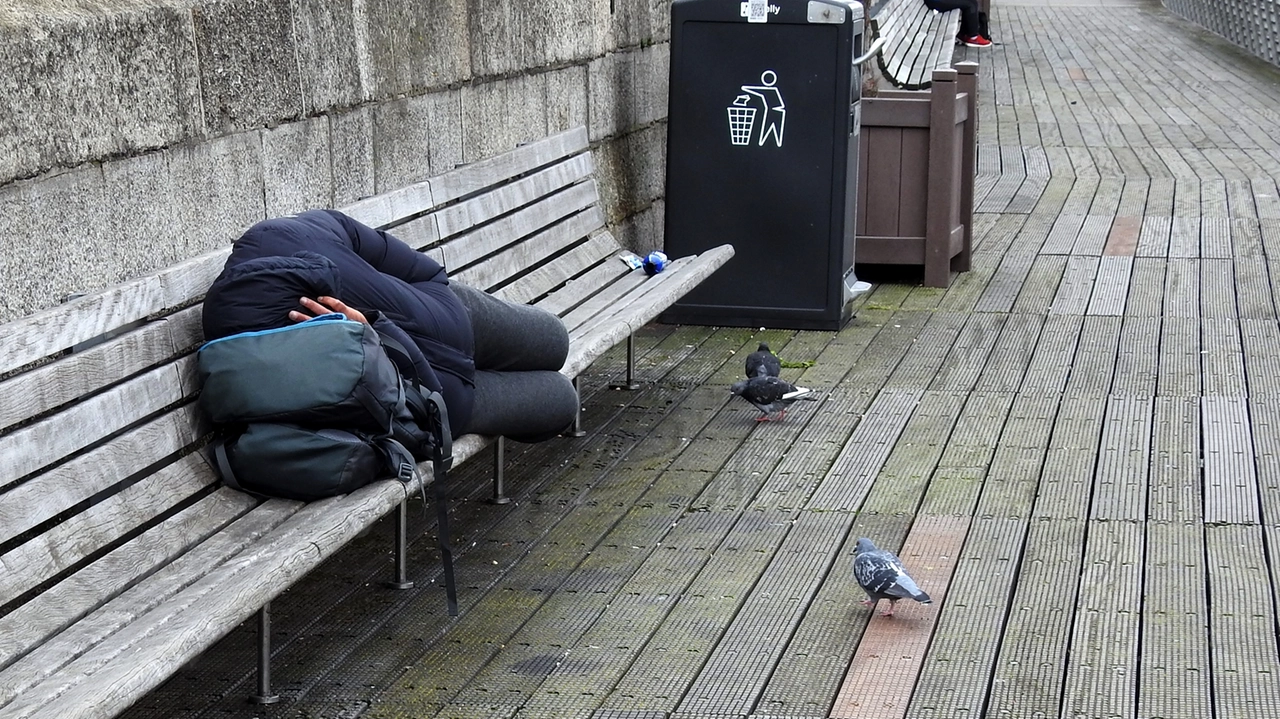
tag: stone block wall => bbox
[0,0,671,322]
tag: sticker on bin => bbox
[727,71,786,148]
[741,0,775,22]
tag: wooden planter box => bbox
[856,62,978,287]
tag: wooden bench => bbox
[0,126,734,719]
[868,0,963,90]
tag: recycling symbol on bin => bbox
[727,70,786,148]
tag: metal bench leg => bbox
[565,377,587,437]
[609,331,641,391]
[250,604,280,705]
[490,436,511,505]
[384,499,414,590]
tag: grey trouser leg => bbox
[449,282,568,371]
[469,369,580,443]
[449,282,577,441]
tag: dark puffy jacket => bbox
[202,209,477,435]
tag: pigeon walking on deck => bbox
[852,537,931,616]
[744,342,781,379]
[729,375,817,421]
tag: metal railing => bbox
[1165,0,1280,66]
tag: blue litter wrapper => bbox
[643,251,668,276]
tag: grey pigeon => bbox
[729,375,817,421]
[852,537,931,616]
[744,342,782,379]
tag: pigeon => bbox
[729,375,817,421]
[852,537,931,616]
[744,341,782,379]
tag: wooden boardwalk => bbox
[119,1,1280,718]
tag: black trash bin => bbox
[660,0,871,331]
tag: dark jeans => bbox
[922,0,980,38]
[449,282,579,442]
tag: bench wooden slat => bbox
[4,478,429,719]
[0,249,228,377]
[559,245,735,378]
[0,307,200,433]
[561,267,659,335]
[494,231,621,305]
[0,489,263,683]
[442,180,600,274]
[535,253,634,319]
[886,9,932,80]
[0,404,206,548]
[452,204,606,292]
[340,179,436,232]
[0,452,217,607]
[0,358,195,488]
[379,213,442,255]
[428,127,589,207]
[565,256,703,343]
[433,153,595,242]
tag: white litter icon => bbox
[727,95,756,146]
[726,70,786,148]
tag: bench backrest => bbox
[0,126,624,670]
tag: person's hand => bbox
[290,296,369,325]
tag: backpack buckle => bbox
[396,460,415,483]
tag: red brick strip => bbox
[1104,216,1142,256]
[829,515,969,719]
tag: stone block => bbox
[648,0,672,42]
[0,166,109,322]
[588,50,637,141]
[168,132,267,257]
[635,43,670,127]
[0,6,202,185]
[426,90,466,177]
[522,0,597,68]
[371,95,435,193]
[292,0,367,110]
[331,106,376,207]
[594,124,666,224]
[102,151,184,284]
[546,65,590,136]
[612,199,665,255]
[461,75,549,164]
[609,0,657,48]
[468,0,520,77]
[263,117,334,216]
[191,0,305,133]
[362,0,471,97]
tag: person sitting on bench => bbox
[922,0,991,48]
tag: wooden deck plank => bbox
[1139,520,1213,719]
[1206,525,1280,718]
[1061,520,1144,719]
[905,516,1025,718]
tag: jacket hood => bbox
[202,251,341,340]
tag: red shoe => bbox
[961,34,992,48]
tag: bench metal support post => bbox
[925,67,959,288]
[955,61,979,274]
[565,377,587,437]
[250,604,280,704]
[490,436,511,504]
[384,499,414,589]
[609,332,641,390]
